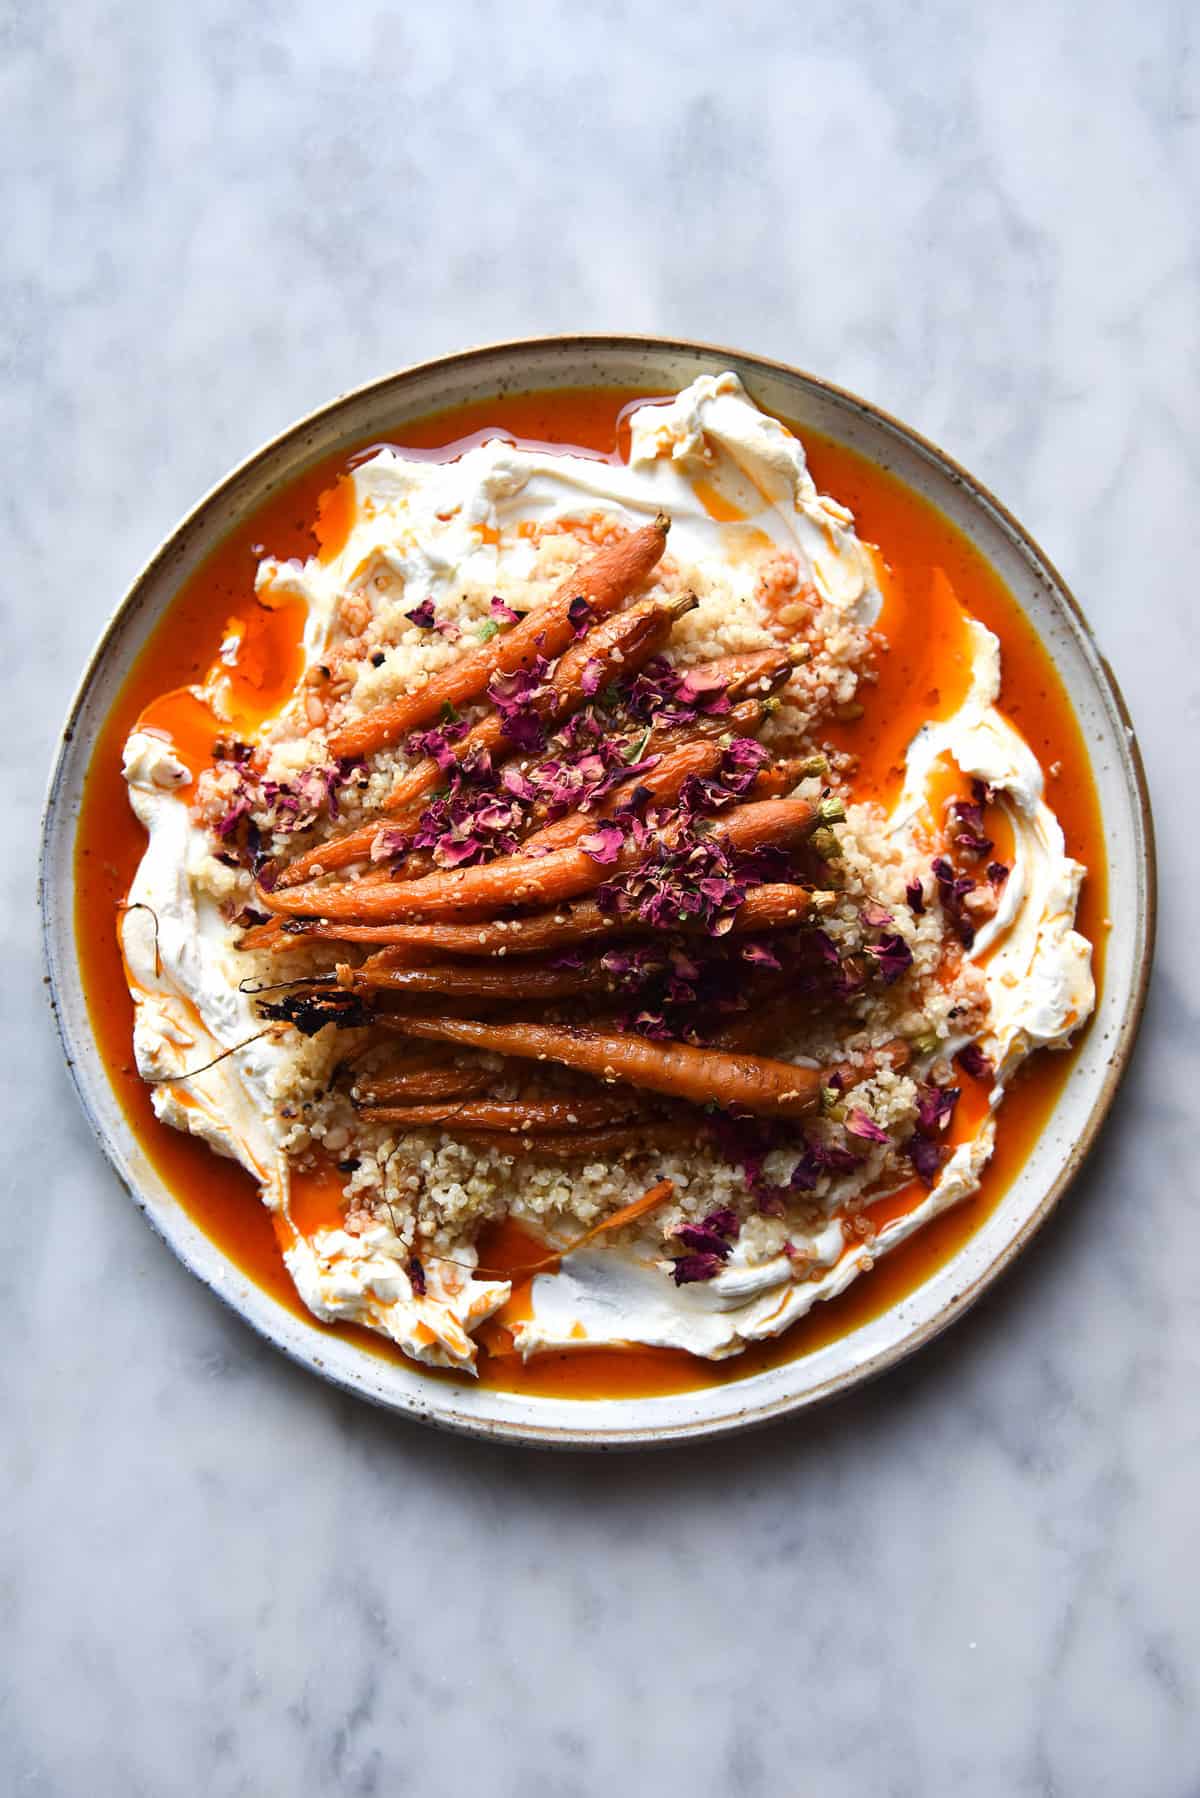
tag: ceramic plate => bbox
[40,337,1156,1447]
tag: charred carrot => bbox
[263,797,830,923]
[380,1014,845,1119]
[355,1095,645,1132]
[341,959,605,1002]
[351,1064,492,1104]
[458,1121,697,1161]
[327,514,670,759]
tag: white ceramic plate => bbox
[40,337,1155,1447]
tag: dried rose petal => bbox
[580,821,625,864]
[905,1133,945,1185]
[932,856,977,950]
[958,1043,993,1081]
[567,596,595,637]
[846,1109,890,1145]
[405,599,437,629]
[671,1252,724,1285]
[741,942,782,970]
[865,933,914,985]
[675,1223,734,1258]
[916,1084,960,1134]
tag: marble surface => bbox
[4,0,1196,1790]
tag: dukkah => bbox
[112,375,1096,1373]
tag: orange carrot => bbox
[380,1014,836,1118]
[691,642,809,700]
[341,959,606,1002]
[461,1122,696,1164]
[351,1065,492,1104]
[355,1095,645,1132]
[248,882,827,957]
[326,514,670,759]
[262,797,826,923]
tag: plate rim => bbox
[39,332,1157,1448]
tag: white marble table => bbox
[6,3,1195,1791]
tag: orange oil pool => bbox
[73,386,1107,1399]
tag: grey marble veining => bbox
[3,1,1197,1791]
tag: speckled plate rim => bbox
[40,334,1156,1449]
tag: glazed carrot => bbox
[276,587,697,887]
[381,1015,840,1119]
[459,1121,697,1162]
[242,882,829,957]
[355,1095,646,1132]
[263,797,827,923]
[705,996,805,1053]
[351,1065,492,1104]
[341,959,606,1002]
[686,642,809,702]
[326,514,670,759]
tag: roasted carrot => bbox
[245,883,829,958]
[276,586,696,887]
[341,959,606,1003]
[458,1121,697,1161]
[690,642,809,701]
[326,514,670,759]
[379,1014,851,1118]
[704,996,806,1053]
[351,1065,492,1104]
[263,797,828,923]
[355,1095,646,1132]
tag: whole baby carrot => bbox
[380,1014,839,1119]
[240,882,825,956]
[355,1095,645,1132]
[262,797,826,923]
